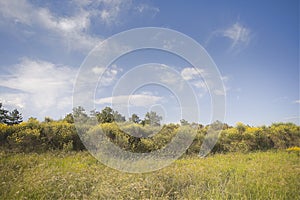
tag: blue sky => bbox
[0,0,299,126]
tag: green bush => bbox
[268,123,300,149]
[0,120,299,154]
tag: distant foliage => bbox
[1,120,85,152]
[0,119,299,154]
[0,103,23,125]
[144,111,162,126]
[0,104,299,154]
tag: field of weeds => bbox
[0,151,299,199]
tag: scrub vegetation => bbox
[0,104,299,199]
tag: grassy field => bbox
[0,151,299,199]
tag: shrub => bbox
[0,119,299,154]
[268,123,300,149]
[286,146,300,156]
[7,127,41,152]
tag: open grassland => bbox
[0,151,299,199]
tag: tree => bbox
[113,110,126,122]
[72,106,89,123]
[6,109,23,125]
[0,103,8,124]
[222,123,231,130]
[96,107,125,123]
[97,107,114,123]
[144,111,162,126]
[63,113,74,123]
[180,119,189,126]
[236,122,246,134]
[89,109,98,118]
[210,120,224,130]
[129,114,141,124]
[0,103,22,125]
[44,117,54,123]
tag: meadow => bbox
[1,111,299,199]
[0,150,299,199]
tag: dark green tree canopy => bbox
[0,103,8,124]
[96,107,126,123]
[180,119,189,126]
[129,113,141,124]
[0,103,23,125]
[63,113,74,123]
[97,106,114,123]
[113,110,126,122]
[72,106,89,123]
[144,111,162,126]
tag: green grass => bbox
[0,151,299,199]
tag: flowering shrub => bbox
[286,146,300,155]
[0,120,299,153]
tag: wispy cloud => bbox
[0,0,159,52]
[181,67,205,81]
[95,94,163,107]
[222,22,251,48]
[0,58,75,118]
[97,0,159,25]
[180,67,208,98]
[0,58,121,119]
[97,0,133,25]
[0,93,27,109]
[293,100,300,104]
[135,3,160,15]
[0,0,100,52]
[179,67,229,97]
[206,22,251,52]
[92,64,122,86]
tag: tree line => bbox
[0,103,299,154]
[64,106,163,126]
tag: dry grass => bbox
[0,151,299,199]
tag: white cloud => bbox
[129,94,163,106]
[98,5,123,26]
[0,58,76,118]
[97,0,132,25]
[0,58,123,119]
[0,59,74,94]
[160,71,182,85]
[181,67,205,81]
[222,22,251,48]
[0,93,27,109]
[294,100,300,104]
[92,64,122,86]
[0,0,32,24]
[92,67,106,75]
[180,67,208,92]
[221,76,229,82]
[100,9,111,21]
[213,89,226,96]
[75,0,159,26]
[95,94,163,107]
[192,81,207,89]
[179,67,229,97]
[0,0,100,52]
[0,0,159,51]
[135,4,160,15]
[206,22,251,51]
[96,0,159,25]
